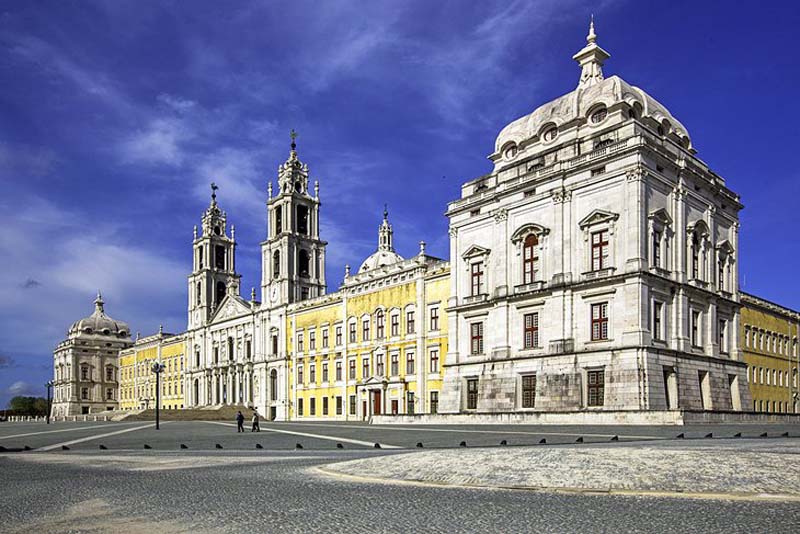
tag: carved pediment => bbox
[687,219,710,236]
[511,223,550,243]
[461,244,491,260]
[578,209,619,229]
[210,294,253,323]
[648,208,673,226]
[716,239,734,255]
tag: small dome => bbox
[358,249,404,274]
[494,21,692,157]
[69,292,131,339]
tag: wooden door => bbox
[372,390,382,415]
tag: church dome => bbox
[494,20,692,157]
[69,292,131,338]
[359,249,404,273]
[357,207,404,274]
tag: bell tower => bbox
[188,184,241,329]
[261,131,327,307]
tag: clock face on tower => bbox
[270,284,279,303]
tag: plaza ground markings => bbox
[0,423,137,441]
[205,421,402,449]
[279,422,665,441]
[36,424,154,451]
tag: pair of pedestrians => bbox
[236,410,261,432]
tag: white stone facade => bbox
[440,22,751,414]
[51,293,132,417]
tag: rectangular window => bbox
[362,358,370,378]
[430,349,440,373]
[430,308,439,331]
[719,320,728,354]
[297,333,304,352]
[81,387,89,400]
[376,312,385,339]
[322,329,329,349]
[406,352,415,375]
[521,374,536,408]
[718,260,725,291]
[470,262,484,296]
[106,388,113,400]
[523,313,539,349]
[691,310,701,347]
[652,230,662,268]
[430,391,439,414]
[322,362,328,382]
[362,319,370,341]
[349,395,356,415]
[376,355,384,376]
[247,340,253,359]
[391,315,399,337]
[335,360,342,381]
[591,230,609,271]
[591,303,608,341]
[391,354,399,376]
[523,235,539,284]
[466,378,478,409]
[81,367,89,381]
[297,363,304,385]
[653,301,663,341]
[470,322,484,354]
[335,396,342,415]
[298,398,304,416]
[407,391,415,415]
[587,369,605,407]
[301,287,309,301]
[322,397,328,416]
[406,311,415,334]
[309,364,316,383]
[348,359,356,380]
[310,397,316,415]
[335,326,342,346]
[349,322,356,343]
[309,331,316,350]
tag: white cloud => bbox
[119,117,191,167]
[7,381,33,396]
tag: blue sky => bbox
[1,1,798,407]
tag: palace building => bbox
[740,293,799,413]
[53,20,800,419]
[51,293,132,417]
[440,21,751,413]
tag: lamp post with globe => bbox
[151,362,165,430]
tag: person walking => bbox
[251,410,260,432]
[236,410,244,433]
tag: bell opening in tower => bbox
[297,205,309,235]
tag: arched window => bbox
[523,234,539,284]
[273,250,280,279]
[196,282,202,306]
[270,369,278,401]
[298,249,310,277]
[296,205,309,235]
[590,106,607,124]
[275,206,282,235]
[227,337,234,360]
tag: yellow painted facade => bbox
[118,332,187,410]
[288,258,450,420]
[740,293,799,413]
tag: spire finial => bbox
[383,203,388,221]
[94,291,105,314]
[587,14,596,44]
[251,287,256,301]
[573,14,609,88]
[290,129,297,151]
[210,182,218,203]
[267,181,273,199]
[159,324,163,335]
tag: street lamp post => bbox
[45,380,54,424]
[151,362,165,430]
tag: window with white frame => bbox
[470,262,484,296]
[470,323,484,354]
[430,349,440,373]
[523,234,540,284]
[691,310,701,347]
[591,230,609,271]
[523,313,539,349]
[719,319,728,354]
[591,303,608,341]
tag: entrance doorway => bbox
[372,390,382,416]
[362,400,367,420]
